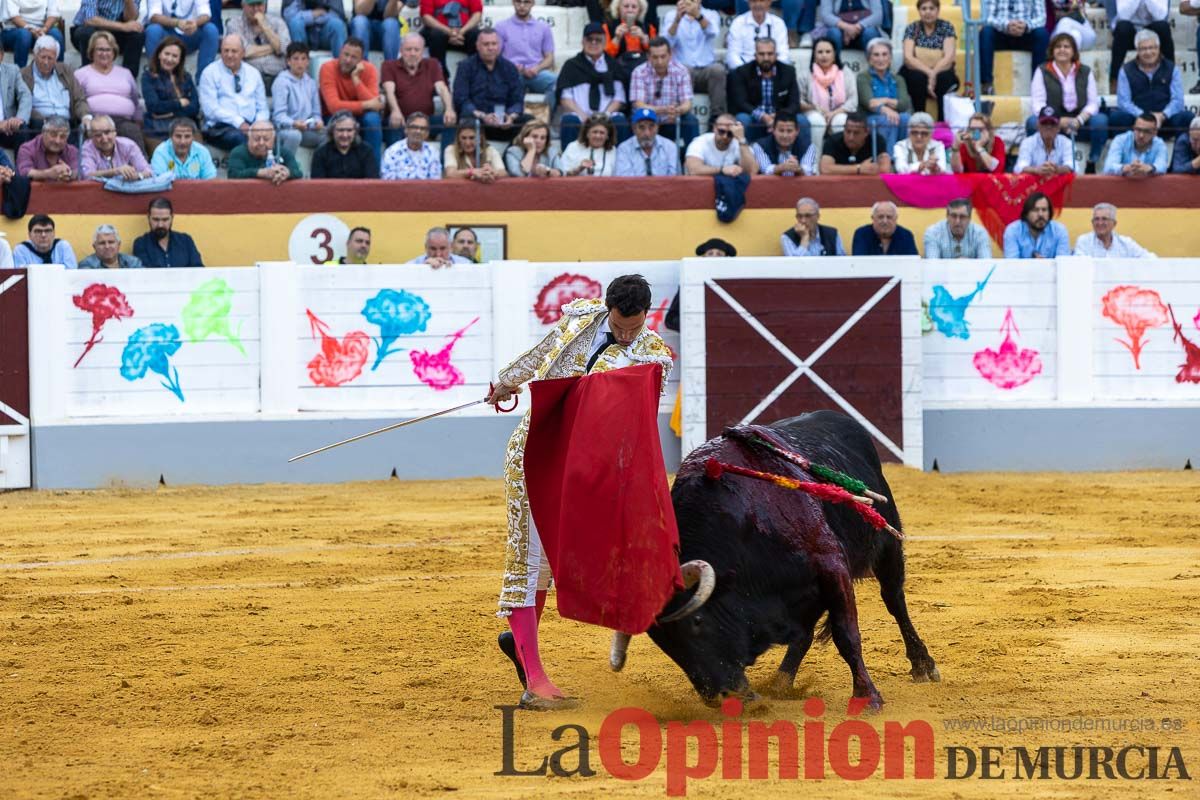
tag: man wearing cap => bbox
[1102,112,1168,177]
[225,0,290,83]
[556,22,628,147]
[1015,106,1074,177]
[614,107,680,176]
[665,237,737,332]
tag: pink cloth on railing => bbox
[881,174,975,209]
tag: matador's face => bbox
[607,308,647,346]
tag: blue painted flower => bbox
[120,323,184,401]
[361,289,431,370]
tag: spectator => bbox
[80,113,152,179]
[504,119,563,177]
[857,38,910,153]
[752,114,818,175]
[1110,0,1171,92]
[560,112,618,175]
[1183,0,1200,93]
[1072,202,1156,258]
[443,120,504,181]
[892,111,945,174]
[225,0,290,84]
[382,33,456,148]
[951,111,1005,173]
[333,226,372,264]
[311,110,380,178]
[685,112,754,174]
[1051,0,1095,52]
[71,0,145,76]
[2,0,63,67]
[815,0,883,57]
[272,42,323,154]
[729,37,804,147]
[452,28,529,144]
[602,0,656,75]
[631,37,699,148]
[495,0,557,114]
[17,114,77,180]
[320,37,384,162]
[1102,112,1167,176]
[725,0,789,69]
[13,213,77,266]
[800,36,856,148]
[1028,32,1105,174]
[1171,116,1200,173]
[852,200,918,255]
[978,0,1047,96]
[199,34,269,151]
[819,111,891,174]
[282,0,347,59]
[615,106,680,175]
[79,224,143,268]
[350,0,401,62]
[228,119,303,182]
[144,0,219,77]
[1112,29,1193,140]
[0,37,32,149]
[781,196,845,256]
[75,31,145,152]
[408,226,472,267]
[150,116,216,178]
[923,197,991,258]
[1015,106,1075,176]
[898,0,958,121]
[20,36,89,135]
[381,111,442,179]
[421,0,481,74]
[557,23,628,146]
[133,196,205,267]
[141,36,201,142]
[660,0,726,119]
[1002,191,1070,259]
[452,227,479,261]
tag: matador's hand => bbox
[486,382,522,405]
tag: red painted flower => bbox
[1101,285,1168,370]
[72,283,134,368]
[306,309,370,387]
[533,273,602,324]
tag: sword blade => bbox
[288,398,487,463]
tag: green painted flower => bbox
[182,278,245,355]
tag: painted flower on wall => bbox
[1101,285,1168,370]
[120,323,184,401]
[72,283,134,367]
[928,266,995,340]
[1168,306,1200,384]
[306,309,370,387]
[182,277,245,354]
[533,273,602,324]
[973,308,1042,390]
[361,289,431,371]
[410,317,478,391]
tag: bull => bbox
[612,410,940,709]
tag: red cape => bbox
[525,363,684,634]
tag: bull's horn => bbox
[656,560,716,624]
[610,632,631,671]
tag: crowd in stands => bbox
[0,0,1194,183]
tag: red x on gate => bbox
[702,275,908,463]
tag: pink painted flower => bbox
[533,273,602,324]
[411,317,480,391]
[973,309,1043,390]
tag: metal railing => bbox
[960,0,985,113]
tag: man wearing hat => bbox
[614,108,680,176]
[225,0,291,83]
[664,238,737,332]
[1015,106,1075,177]
[556,22,628,147]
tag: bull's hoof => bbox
[518,690,581,712]
[498,632,526,689]
[911,663,942,683]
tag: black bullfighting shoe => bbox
[497,631,527,689]
[518,690,581,712]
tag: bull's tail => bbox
[815,613,834,644]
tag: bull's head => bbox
[609,560,756,705]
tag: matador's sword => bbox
[287,385,519,463]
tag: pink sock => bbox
[535,590,547,622]
[508,606,563,698]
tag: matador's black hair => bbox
[605,274,652,316]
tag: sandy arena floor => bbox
[1,468,1197,799]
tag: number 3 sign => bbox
[289,214,351,265]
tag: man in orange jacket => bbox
[319,36,385,162]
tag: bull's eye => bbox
[690,614,703,631]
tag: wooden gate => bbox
[0,269,30,488]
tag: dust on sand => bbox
[0,469,1197,799]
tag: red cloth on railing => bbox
[882,172,1075,243]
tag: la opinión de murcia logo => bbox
[495,701,1192,796]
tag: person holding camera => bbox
[421,0,482,74]
[950,111,1005,174]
